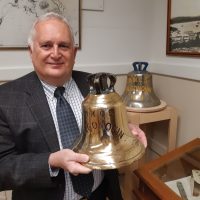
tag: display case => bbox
[133,138,200,200]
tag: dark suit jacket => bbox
[0,71,123,200]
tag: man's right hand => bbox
[48,149,92,176]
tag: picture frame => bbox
[0,0,80,49]
[166,0,200,57]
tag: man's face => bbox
[29,18,77,86]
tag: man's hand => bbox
[48,149,92,175]
[128,123,147,148]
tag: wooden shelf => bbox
[119,106,178,200]
[127,106,178,151]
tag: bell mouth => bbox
[76,137,145,170]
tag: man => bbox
[0,12,146,200]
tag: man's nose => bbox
[51,46,61,58]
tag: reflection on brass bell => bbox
[122,62,161,108]
[74,73,145,170]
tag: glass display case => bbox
[133,138,200,200]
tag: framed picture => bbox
[166,0,200,56]
[0,0,80,49]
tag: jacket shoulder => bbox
[0,72,37,91]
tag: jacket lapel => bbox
[24,72,60,152]
[72,71,90,97]
[23,71,90,152]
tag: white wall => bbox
[148,0,200,146]
[1,0,200,80]
[0,0,153,80]
[76,0,153,71]
[149,0,200,81]
[0,0,199,146]
[153,74,200,147]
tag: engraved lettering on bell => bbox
[122,62,161,108]
[84,109,125,141]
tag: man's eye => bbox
[59,44,70,49]
[60,45,69,50]
[41,44,52,49]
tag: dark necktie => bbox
[54,86,94,198]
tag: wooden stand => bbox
[119,106,178,200]
[127,105,178,151]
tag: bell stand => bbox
[127,105,178,152]
[118,105,178,200]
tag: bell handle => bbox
[87,73,116,94]
[87,74,96,93]
[99,73,116,92]
[96,73,116,93]
[94,75,102,94]
[132,62,149,71]
[106,73,116,92]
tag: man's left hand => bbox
[128,123,147,148]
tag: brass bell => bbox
[74,73,145,170]
[122,62,161,108]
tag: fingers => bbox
[48,149,92,175]
[72,151,90,163]
[65,151,92,174]
[137,131,147,148]
[128,123,147,148]
[67,160,92,175]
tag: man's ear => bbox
[28,45,33,55]
[74,47,78,58]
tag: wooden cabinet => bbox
[127,106,178,151]
[119,106,178,200]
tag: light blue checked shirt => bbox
[41,78,104,200]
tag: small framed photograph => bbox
[0,0,80,49]
[166,0,200,56]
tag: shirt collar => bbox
[40,78,73,100]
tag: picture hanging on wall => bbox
[0,0,80,49]
[166,0,200,56]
